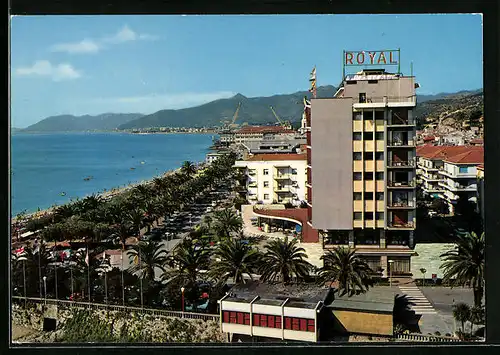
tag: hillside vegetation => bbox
[414,90,483,130]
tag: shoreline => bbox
[12,161,206,224]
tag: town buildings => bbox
[304,68,418,277]
[234,153,307,206]
[219,281,395,342]
[416,145,484,214]
[234,126,297,145]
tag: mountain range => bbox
[19,87,482,132]
[21,113,144,132]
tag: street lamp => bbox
[42,276,47,304]
[388,260,394,287]
[181,287,185,314]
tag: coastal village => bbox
[11,50,484,344]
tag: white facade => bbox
[206,153,223,164]
[234,159,307,206]
[438,162,479,210]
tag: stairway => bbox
[398,285,437,315]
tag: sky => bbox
[10,14,483,128]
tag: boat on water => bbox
[130,167,136,170]
[83,176,93,181]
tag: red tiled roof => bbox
[236,126,295,134]
[443,148,484,164]
[470,139,483,144]
[423,135,435,141]
[417,145,482,161]
[247,153,307,162]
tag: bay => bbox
[10,132,215,216]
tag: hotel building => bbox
[306,68,418,277]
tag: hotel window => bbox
[375,111,385,120]
[376,212,384,220]
[353,152,362,160]
[364,172,374,180]
[223,311,250,325]
[263,169,269,175]
[365,212,374,219]
[364,111,374,120]
[363,132,373,140]
[364,192,374,200]
[459,166,469,173]
[375,152,384,161]
[291,169,297,175]
[353,112,362,121]
[364,152,374,160]
[376,192,384,201]
[359,93,367,103]
[264,194,269,200]
[264,181,269,187]
[368,80,378,84]
[353,132,362,140]
[375,132,384,140]
[354,172,363,180]
[354,192,362,200]
[354,212,363,220]
[376,172,384,180]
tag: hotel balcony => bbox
[248,182,258,188]
[353,95,417,109]
[248,194,258,201]
[387,116,416,128]
[387,180,416,189]
[420,174,441,182]
[248,170,257,176]
[438,181,477,192]
[387,221,415,230]
[387,201,416,209]
[387,140,416,148]
[387,160,416,168]
[438,168,478,179]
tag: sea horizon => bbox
[10,132,215,216]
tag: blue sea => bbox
[10,132,215,216]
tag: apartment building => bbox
[438,149,484,215]
[234,153,307,206]
[306,68,418,277]
[416,145,483,214]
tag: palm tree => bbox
[452,302,470,336]
[162,238,210,286]
[181,161,197,178]
[209,238,261,284]
[126,240,168,282]
[318,247,373,297]
[259,237,312,285]
[440,231,484,308]
[469,306,484,337]
[212,208,243,240]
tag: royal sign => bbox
[344,50,399,66]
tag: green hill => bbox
[22,113,144,132]
[118,86,337,129]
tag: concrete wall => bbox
[343,77,415,100]
[311,98,353,229]
[331,309,393,336]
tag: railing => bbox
[387,160,416,168]
[395,333,461,343]
[388,119,416,126]
[387,140,416,147]
[248,170,257,176]
[387,201,415,208]
[387,181,416,187]
[12,296,220,322]
[388,222,415,228]
[356,95,417,104]
[274,174,292,180]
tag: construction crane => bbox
[228,102,242,129]
[269,106,291,129]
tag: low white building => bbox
[234,153,307,206]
